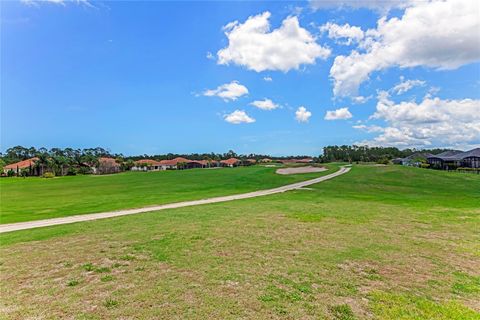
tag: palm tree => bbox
[34,152,50,176]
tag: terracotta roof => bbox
[4,157,39,170]
[220,158,240,165]
[159,157,193,166]
[135,159,161,166]
[98,157,120,167]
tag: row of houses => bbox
[426,148,480,170]
[3,157,122,176]
[393,148,480,170]
[131,157,255,171]
[3,155,317,176]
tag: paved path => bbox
[0,166,351,234]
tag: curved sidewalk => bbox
[0,166,351,234]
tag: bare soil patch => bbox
[276,166,327,175]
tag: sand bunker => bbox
[276,166,327,175]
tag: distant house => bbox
[159,157,205,170]
[3,157,39,176]
[93,157,121,174]
[220,158,240,167]
[427,148,480,170]
[392,152,434,166]
[260,158,272,163]
[132,159,163,171]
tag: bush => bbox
[376,158,389,165]
[420,163,430,168]
[7,170,15,177]
[78,167,92,175]
[19,169,30,177]
[43,172,55,178]
[66,168,77,176]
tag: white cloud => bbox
[391,77,426,95]
[206,52,215,60]
[310,0,417,13]
[352,95,372,104]
[330,0,480,97]
[250,99,279,111]
[295,106,312,122]
[21,0,93,7]
[203,81,248,101]
[224,110,255,124]
[358,92,480,148]
[320,22,364,45]
[263,76,273,82]
[324,107,353,120]
[352,124,384,133]
[217,12,331,72]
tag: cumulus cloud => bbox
[309,0,416,13]
[324,107,353,120]
[352,124,384,133]
[357,92,480,148]
[203,81,248,101]
[391,77,426,95]
[224,110,255,124]
[330,0,480,97]
[263,76,273,82]
[250,99,280,111]
[295,106,312,122]
[352,95,372,104]
[320,22,364,45]
[217,12,330,72]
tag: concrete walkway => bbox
[0,166,351,234]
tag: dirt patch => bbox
[276,166,327,175]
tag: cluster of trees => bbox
[319,145,450,163]
[0,146,122,176]
[129,150,313,162]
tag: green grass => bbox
[0,164,337,223]
[0,165,479,319]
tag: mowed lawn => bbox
[1,165,479,319]
[0,165,336,224]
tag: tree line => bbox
[318,145,450,163]
[0,146,314,176]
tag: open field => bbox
[1,165,479,319]
[0,165,336,224]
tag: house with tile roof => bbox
[3,157,40,176]
[132,159,163,171]
[220,158,240,167]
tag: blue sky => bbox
[1,0,479,156]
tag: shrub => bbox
[7,170,15,177]
[43,172,55,178]
[66,168,77,176]
[376,158,389,165]
[78,167,92,175]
